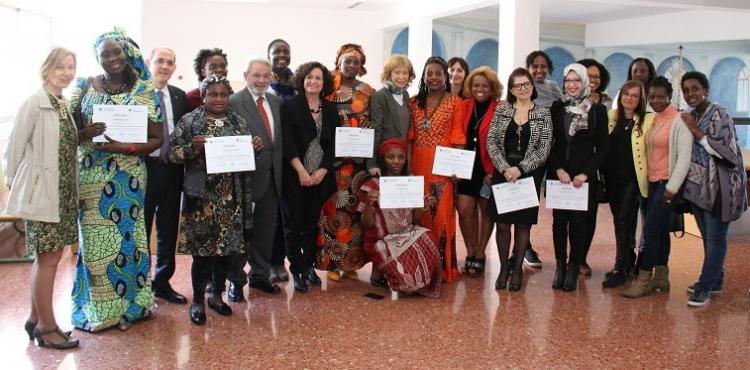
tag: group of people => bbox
[4,27,746,350]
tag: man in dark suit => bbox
[226,58,283,300]
[145,48,188,304]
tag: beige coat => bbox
[3,87,78,222]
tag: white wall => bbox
[141,0,386,92]
[586,9,750,47]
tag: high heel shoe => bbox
[25,320,71,341]
[509,268,523,292]
[33,326,79,350]
[495,264,511,290]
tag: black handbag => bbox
[668,210,685,238]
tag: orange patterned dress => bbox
[408,94,466,282]
[316,81,376,272]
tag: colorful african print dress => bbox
[169,109,251,257]
[360,178,442,297]
[24,93,78,255]
[316,81,376,272]
[408,95,466,283]
[71,77,159,332]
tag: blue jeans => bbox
[691,204,729,292]
[640,181,672,271]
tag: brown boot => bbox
[622,269,654,298]
[652,266,670,292]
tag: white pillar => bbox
[407,16,433,96]
[498,0,540,84]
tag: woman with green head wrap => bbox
[70,27,163,332]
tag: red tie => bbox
[256,96,273,142]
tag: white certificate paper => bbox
[379,176,424,209]
[492,177,539,214]
[91,104,148,143]
[335,127,374,158]
[204,135,256,174]
[545,180,589,211]
[431,146,476,179]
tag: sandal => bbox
[463,256,476,274]
[472,258,486,276]
[33,326,79,350]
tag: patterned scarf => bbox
[561,63,592,135]
[384,80,404,95]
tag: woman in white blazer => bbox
[4,47,91,350]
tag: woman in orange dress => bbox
[316,44,376,282]
[408,56,466,282]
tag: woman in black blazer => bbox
[547,63,609,292]
[282,61,337,293]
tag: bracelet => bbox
[127,144,137,155]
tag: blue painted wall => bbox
[465,38,498,71]
[709,57,746,117]
[544,47,576,88]
[390,28,446,60]
[656,56,695,76]
[603,52,634,98]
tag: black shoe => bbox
[509,268,523,292]
[552,260,565,290]
[495,264,510,290]
[189,303,206,325]
[248,277,281,294]
[32,326,79,350]
[687,289,711,307]
[205,282,214,294]
[562,266,579,292]
[207,297,233,316]
[306,268,322,286]
[154,286,188,304]
[524,248,542,268]
[227,282,245,302]
[602,270,627,288]
[276,267,290,282]
[686,282,723,295]
[370,276,388,288]
[293,273,308,293]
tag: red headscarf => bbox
[378,138,407,158]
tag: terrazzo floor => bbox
[1,204,749,369]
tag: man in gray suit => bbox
[227,58,283,300]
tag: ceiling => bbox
[439,0,687,25]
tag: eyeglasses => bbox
[511,81,533,91]
[564,78,583,85]
[205,63,227,71]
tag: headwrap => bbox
[94,27,150,81]
[378,138,407,157]
[199,74,234,98]
[561,63,593,135]
[330,43,367,99]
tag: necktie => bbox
[157,90,170,163]
[256,96,273,142]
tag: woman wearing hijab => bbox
[70,28,163,331]
[547,63,609,292]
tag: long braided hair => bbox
[416,56,450,109]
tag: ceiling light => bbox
[348,0,366,9]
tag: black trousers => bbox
[191,255,232,303]
[283,184,324,275]
[271,199,288,266]
[607,181,640,272]
[144,158,183,291]
[552,182,597,266]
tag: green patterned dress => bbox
[24,93,78,254]
[70,77,160,332]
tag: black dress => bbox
[457,99,490,196]
[491,119,542,224]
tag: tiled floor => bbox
[1,205,749,369]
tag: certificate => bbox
[492,177,539,214]
[335,127,374,158]
[545,180,589,211]
[204,135,256,174]
[379,176,424,209]
[91,104,148,143]
[431,146,476,179]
